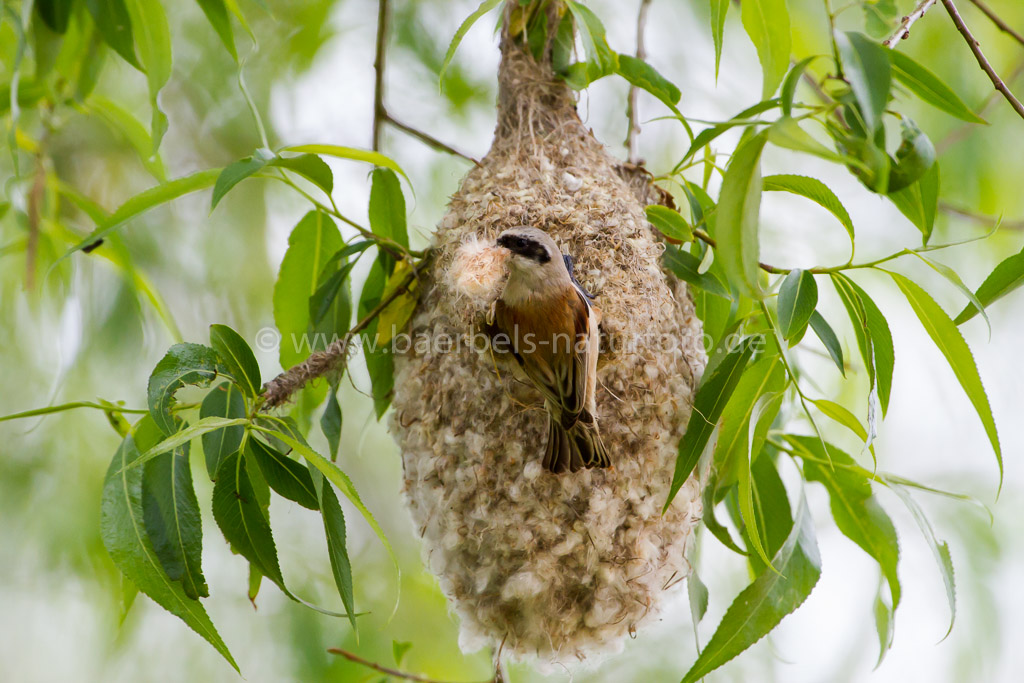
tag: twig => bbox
[939,200,1024,230]
[372,0,389,151]
[937,59,1024,151]
[625,0,652,163]
[692,229,788,274]
[260,254,431,409]
[383,110,482,166]
[968,0,1024,47]
[941,0,1024,121]
[883,0,939,48]
[370,0,479,165]
[327,647,494,683]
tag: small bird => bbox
[491,227,610,473]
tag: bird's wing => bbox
[523,289,591,429]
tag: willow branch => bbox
[383,111,481,166]
[625,0,652,163]
[260,254,430,409]
[883,0,939,48]
[941,0,1024,121]
[327,647,495,683]
[939,200,1024,230]
[372,0,389,151]
[968,0,1024,48]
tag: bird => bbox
[490,226,610,473]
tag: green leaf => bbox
[0,400,149,423]
[212,451,286,588]
[101,418,238,670]
[66,170,221,258]
[715,356,785,490]
[836,32,891,133]
[762,175,855,259]
[273,211,345,369]
[439,0,502,84]
[124,0,172,150]
[662,246,730,299]
[665,340,754,510]
[890,50,985,123]
[810,311,846,376]
[211,154,270,210]
[85,96,168,181]
[790,436,901,616]
[688,567,709,629]
[310,466,357,631]
[147,343,223,436]
[615,54,681,108]
[360,257,395,418]
[682,99,779,163]
[200,382,246,479]
[886,483,957,638]
[812,398,874,456]
[37,0,76,33]
[247,437,319,510]
[85,0,140,68]
[310,261,357,328]
[709,0,729,79]
[368,167,408,249]
[888,118,935,193]
[283,144,408,181]
[863,0,899,39]
[196,0,237,61]
[375,262,420,346]
[392,640,412,666]
[646,205,693,243]
[889,162,939,242]
[566,1,618,83]
[832,274,894,416]
[740,0,791,98]
[210,324,262,398]
[777,269,818,343]
[744,453,794,576]
[954,246,1024,324]
[888,272,1002,491]
[271,154,333,196]
[780,56,818,118]
[258,426,400,612]
[134,417,251,470]
[717,131,768,297]
[321,386,343,461]
[681,493,820,683]
[142,444,208,599]
[768,116,861,167]
[908,251,990,335]
[874,584,895,666]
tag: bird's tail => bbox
[543,413,611,473]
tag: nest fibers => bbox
[390,9,706,666]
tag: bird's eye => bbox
[515,237,526,247]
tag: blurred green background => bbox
[2,1,1023,681]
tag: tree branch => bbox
[383,110,482,166]
[883,0,939,48]
[327,647,496,683]
[372,0,389,152]
[625,0,652,163]
[940,0,1024,122]
[260,254,431,409]
[968,0,1024,48]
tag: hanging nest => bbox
[390,2,706,665]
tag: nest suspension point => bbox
[391,1,707,665]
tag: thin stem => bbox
[327,647,495,683]
[939,200,1024,230]
[883,0,939,48]
[824,0,843,76]
[940,0,1024,122]
[937,60,1024,151]
[238,59,270,150]
[968,0,1024,48]
[372,0,389,152]
[383,111,481,166]
[625,0,652,163]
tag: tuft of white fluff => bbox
[447,235,509,307]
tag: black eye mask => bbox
[498,234,551,264]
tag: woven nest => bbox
[390,6,706,665]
